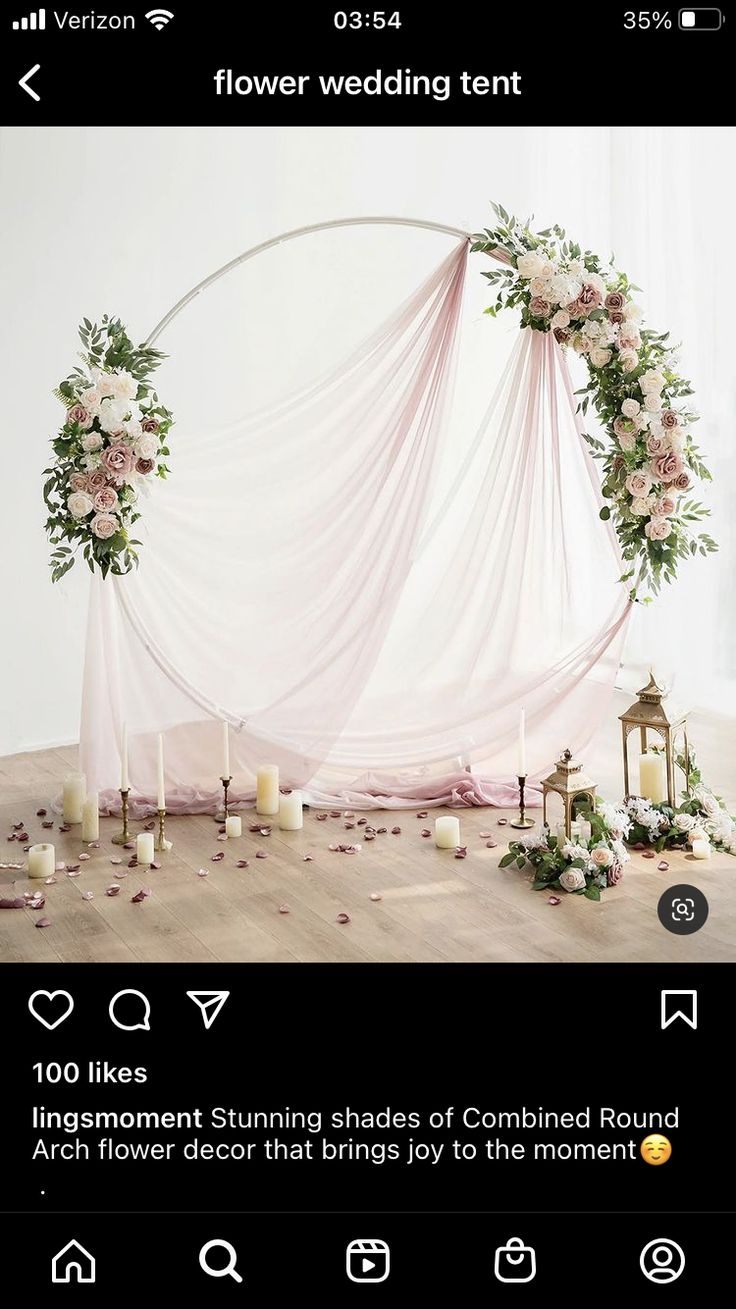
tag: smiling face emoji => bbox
[641,1134,672,1165]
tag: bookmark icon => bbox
[187,990,230,1030]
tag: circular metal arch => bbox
[145,216,471,346]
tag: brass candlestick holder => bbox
[510,775,535,829]
[111,789,131,845]
[155,807,167,852]
[214,775,232,824]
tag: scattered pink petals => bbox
[377,827,387,835]
[87,841,100,849]
[36,809,47,817]
[65,863,81,874]
[144,821,155,831]
[78,853,91,862]
[55,861,66,871]
[218,826,226,835]
[217,834,228,842]
[123,841,134,850]
[369,892,383,902]
[357,818,367,826]
[6,834,16,842]
[633,841,646,851]
[150,860,162,870]
[197,868,209,878]
[455,846,468,859]
[479,831,492,839]
[278,903,290,914]
[316,814,328,822]
[35,917,52,928]
[344,821,356,830]
[81,890,94,900]
[66,869,81,879]
[343,811,356,819]
[131,889,148,902]
[127,858,138,868]
[329,843,362,854]
[256,850,268,859]
[302,855,313,862]
[420,829,431,838]
[106,885,121,896]
[486,840,498,849]
[417,811,428,819]
[259,827,271,836]
[642,850,656,860]
[26,894,46,910]
[548,895,562,906]
[12,821,24,831]
[23,846,31,853]
[497,818,509,826]
[211,852,225,862]
[336,912,351,924]
[58,824,71,833]
[236,859,250,868]
[657,860,670,871]
[17,833,29,843]
[42,821,54,830]
[329,810,342,818]
[0,897,25,909]
[110,857,123,865]
[115,869,129,878]
[391,826,401,835]
[364,832,376,841]
[44,875,57,885]
[328,843,339,851]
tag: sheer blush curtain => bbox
[80,234,631,814]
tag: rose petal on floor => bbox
[81,890,94,900]
[336,912,351,924]
[211,852,225,862]
[256,850,268,859]
[36,809,47,817]
[35,917,52,928]
[78,853,91,861]
[548,895,562,906]
[497,818,509,826]
[106,885,121,896]
[486,840,498,849]
[391,826,401,835]
[370,892,383,901]
[278,903,290,914]
[657,860,670,871]
[197,868,209,877]
[302,855,313,862]
[421,829,431,838]
[642,851,656,860]
[479,831,492,839]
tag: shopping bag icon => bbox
[494,1236,536,1283]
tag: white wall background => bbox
[1,126,734,757]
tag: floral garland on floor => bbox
[43,317,173,581]
[619,750,736,855]
[472,204,717,597]
[501,806,629,901]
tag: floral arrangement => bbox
[620,750,736,855]
[500,806,630,901]
[43,317,173,581]
[472,204,717,597]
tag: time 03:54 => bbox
[334,10,402,27]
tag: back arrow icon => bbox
[19,64,41,102]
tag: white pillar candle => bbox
[221,720,230,779]
[435,815,461,849]
[81,791,99,843]
[517,707,526,777]
[136,831,155,864]
[62,772,86,824]
[691,839,710,860]
[256,764,280,815]
[279,790,303,831]
[120,722,129,791]
[639,752,666,804]
[28,843,55,879]
[225,815,242,838]
[157,733,165,809]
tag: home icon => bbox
[51,1238,96,1284]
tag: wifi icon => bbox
[145,7,174,28]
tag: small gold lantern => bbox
[619,671,690,807]
[542,748,597,839]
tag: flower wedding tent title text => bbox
[214,69,523,102]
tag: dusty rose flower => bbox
[651,451,684,483]
[605,291,626,312]
[608,310,625,324]
[91,512,119,540]
[69,472,88,493]
[621,398,640,419]
[652,493,676,516]
[607,862,624,887]
[579,282,603,310]
[67,491,93,519]
[92,485,119,513]
[592,846,614,868]
[566,298,585,319]
[645,516,673,541]
[67,404,91,428]
[625,470,653,497]
[613,415,635,440]
[660,409,680,430]
[141,415,160,433]
[529,296,551,317]
[86,469,108,494]
[646,433,669,457]
[82,432,103,452]
[553,327,570,345]
[618,429,636,453]
[673,470,692,491]
[102,442,135,481]
[136,457,155,474]
[618,347,638,372]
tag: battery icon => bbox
[679,8,723,27]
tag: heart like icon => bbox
[28,989,74,1030]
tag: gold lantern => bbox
[541,748,597,839]
[619,671,690,808]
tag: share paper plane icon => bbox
[187,990,230,1030]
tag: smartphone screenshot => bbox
[1,3,733,1297]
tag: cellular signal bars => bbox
[13,8,46,28]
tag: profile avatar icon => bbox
[640,1238,685,1284]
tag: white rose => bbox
[83,452,102,470]
[623,301,643,321]
[82,432,102,452]
[99,398,129,433]
[98,374,117,397]
[582,320,602,340]
[618,348,639,372]
[550,275,582,307]
[644,393,663,413]
[589,347,612,368]
[81,386,102,415]
[674,813,696,832]
[537,260,557,280]
[621,398,640,419]
[631,496,653,516]
[124,418,143,442]
[696,789,722,819]
[559,867,586,893]
[551,309,570,330]
[585,270,607,296]
[530,276,548,296]
[135,435,158,460]
[612,839,630,866]
[567,258,585,277]
[597,321,617,346]
[110,370,138,402]
[640,368,665,394]
[572,335,588,355]
[516,250,546,278]
[67,491,93,518]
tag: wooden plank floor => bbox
[1,743,734,963]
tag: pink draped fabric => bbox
[79,237,631,815]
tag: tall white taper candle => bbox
[518,707,527,776]
[120,723,129,791]
[157,734,165,809]
[222,720,230,779]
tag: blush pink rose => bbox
[650,451,684,483]
[605,291,626,311]
[592,846,614,868]
[645,516,673,541]
[653,494,676,516]
[136,457,155,474]
[86,469,108,494]
[91,512,119,540]
[529,297,551,317]
[141,415,160,433]
[625,470,653,497]
[553,327,570,345]
[646,433,668,457]
[613,416,635,441]
[101,442,135,482]
[660,409,680,430]
[82,432,103,452]
[67,404,91,428]
[673,470,692,491]
[69,472,88,493]
[579,282,603,310]
[618,347,638,372]
[92,486,119,513]
[618,325,641,350]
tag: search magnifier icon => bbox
[199,1239,243,1283]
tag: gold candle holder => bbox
[155,807,167,852]
[214,775,232,824]
[111,789,131,845]
[510,775,535,829]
